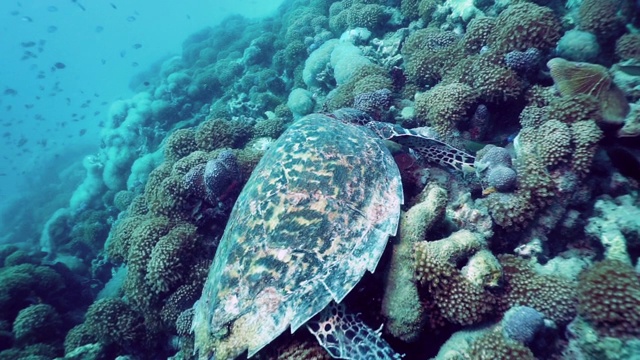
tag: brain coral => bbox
[577,259,640,337]
[488,2,561,53]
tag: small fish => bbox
[132,43,142,49]
[17,137,27,147]
[101,59,106,65]
[3,88,17,96]
[21,41,36,47]
[53,62,66,69]
[47,25,57,33]
[24,104,34,109]
[126,16,136,22]
[95,25,104,33]
[47,6,58,12]
[119,50,126,58]
[21,16,32,22]
[79,129,87,136]
[110,3,117,9]
[143,81,150,86]
[76,3,86,11]
[131,62,139,67]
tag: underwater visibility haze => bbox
[0,0,639,359]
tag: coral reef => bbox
[12,0,640,358]
[381,183,447,342]
[577,259,640,338]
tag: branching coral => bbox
[488,2,561,53]
[445,55,523,103]
[461,16,495,54]
[569,120,603,176]
[414,230,499,326]
[615,33,640,61]
[578,0,624,40]
[577,259,640,338]
[467,329,536,360]
[12,304,62,345]
[145,223,201,294]
[164,128,197,164]
[498,255,577,325]
[194,117,253,151]
[414,83,477,138]
[83,298,146,349]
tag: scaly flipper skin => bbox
[307,302,404,360]
[191,114,403,359]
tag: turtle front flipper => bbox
[368,121,476,173]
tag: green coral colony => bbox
[2,0,640,359]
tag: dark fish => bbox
[79,129,86,136]
[47,6,58,12]
[76,3,86,11]
[132,62,139,67]
[24,104,34,109]
[10,10,19,16]
[143,81,150,86]
[101,59,106,65]
[21,41,36,47]
[126,16,136,22]
[110,3,117,9]
[47,25,57,33]
[95,25,104,33]
[21,50,37,60]
[53,62,65,69]
[132,43,142,49]
[119,50,126,58]
[21,16,32,22]
[186,14,191,20]
[3,88,17,96]
[17,137,27,147]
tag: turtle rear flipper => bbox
[307,302,404,360]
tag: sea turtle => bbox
[191,109,475,359]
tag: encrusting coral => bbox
[381,183,448,342]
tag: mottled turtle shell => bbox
[192,113,403,359]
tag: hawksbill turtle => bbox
[191,108,475,359]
